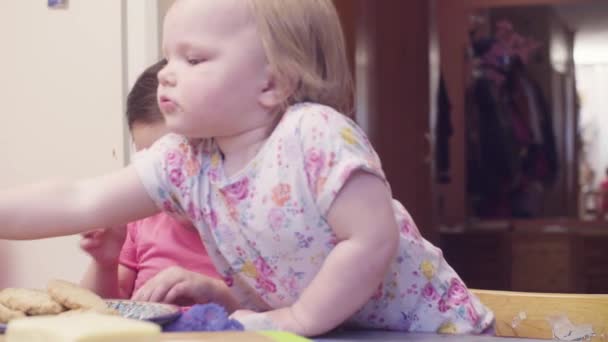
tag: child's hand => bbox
[132,266,228,307]
[231,308,306,334]
[79,226,127,266]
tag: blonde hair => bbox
[247,0,354,115]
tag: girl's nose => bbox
[158,65,176,87]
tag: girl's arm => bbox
[80,262,135,299]
[118,264,138,299]
[260,172,399,336]
[0,165,159,239]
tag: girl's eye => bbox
[187,58,204,65]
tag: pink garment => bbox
[119,213,220,294]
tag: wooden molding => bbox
[468,0,593,9]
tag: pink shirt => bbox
[119,213,220,294]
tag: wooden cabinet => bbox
[511,233,575,292]
[441,227,608,293]
[441,231,511,290]
[580,234,608,293]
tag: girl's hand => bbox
[230,310,278,331]
[132,266,230,307]
[79,226,127,266]
[231,307,307,334]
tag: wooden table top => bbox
[0,331,550,342]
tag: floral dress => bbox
[134,103,494,334]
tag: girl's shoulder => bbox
[146,133,216,163]
[280,102,358,140]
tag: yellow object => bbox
[260,331,312,342]
[472,289,608,341]
[5,313,161,342]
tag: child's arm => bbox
[0,166,159,239]
[81,262,135,299]
[254,172,399,336]
[79,227,135,299]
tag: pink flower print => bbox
[402,220,423,242]
[184,157,201,177]
[401,220,411,234]
[421,283,438,301]
[446,278,469,306]
[254,257,274,278]
[223,275,234,287]
[268,208,285,230]
[202,209,218,229]
[371,283,384,301]
[466,303,480,324]
[207,168,220,182]
[169,168,185,187]
[305,148,326,187]
[223,178,250,203]
[166,150,185,169]
[186,201,200,221]
[279,275,298,295]
[320,111,329,122]
[271,183,291,207]
[178,141,190,154]
[327,152,337,169]
[257,277,277,294]
[327,234,338,247]
[438,298,450,313]
[162,199,176,213]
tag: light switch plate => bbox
[48,0,68,9]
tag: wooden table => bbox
[160,331,549,341]
[0,331,549,341]
[318,331,547,342]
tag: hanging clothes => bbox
[466,74,521,217]
[466,58,558,218]
[435,75,453,184]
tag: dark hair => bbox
[126,59,167,129]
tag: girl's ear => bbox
[259,67,294,109]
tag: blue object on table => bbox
[163,303,244,332]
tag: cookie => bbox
[0,302,25,323]
[47,279,108,311]
[0,288,64,315]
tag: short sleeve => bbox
[297,105,387,216]
[118,222,139,270]
[132,133,203,218]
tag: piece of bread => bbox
[0,302,25,324]
[0,288,64,316]
[6,313,161,342]
[47,279,111,311]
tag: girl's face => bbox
[157,0,279,140]
[131,121,169,152]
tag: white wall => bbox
[577,64,608,189]
[127,0,161,90]
[574,14,608,189]
[0,1,129,288]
